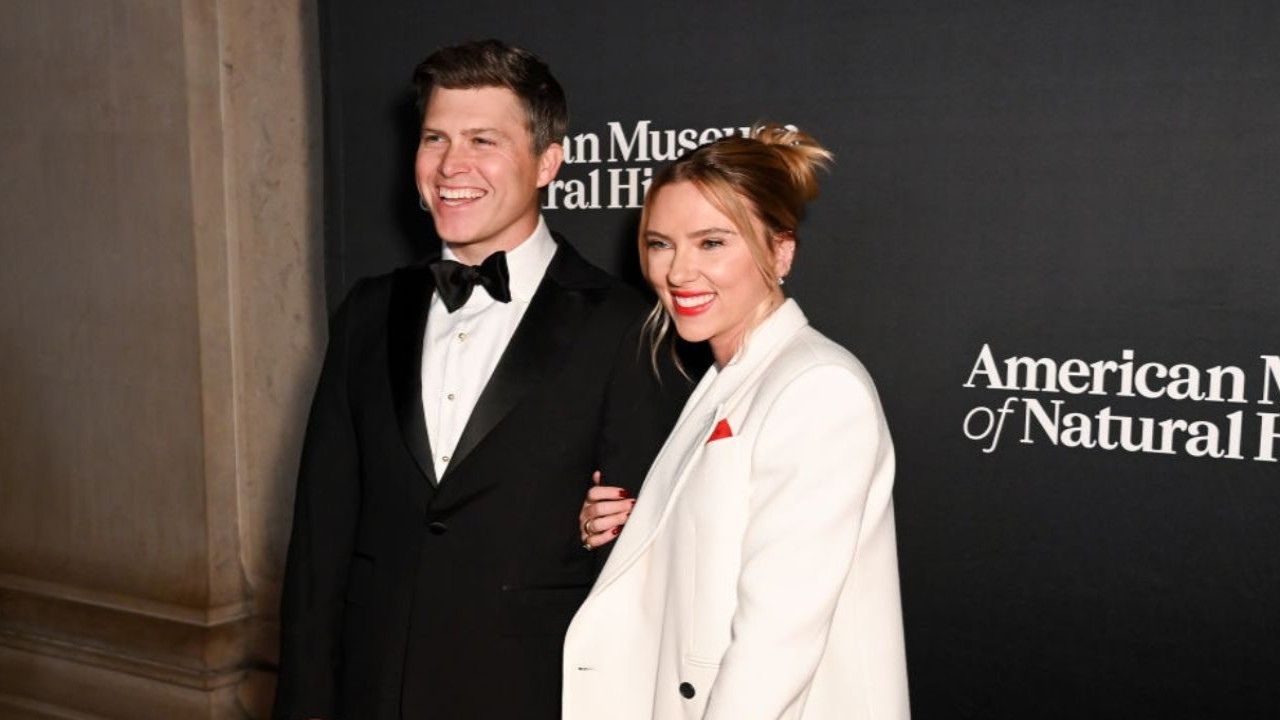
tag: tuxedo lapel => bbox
[387,264,438,489]
[440,277,586,481]
[433,239,607,503]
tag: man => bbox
[274,40,686,719]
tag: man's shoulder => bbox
[546,234,650,313]
[321,263,430,334]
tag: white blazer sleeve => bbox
[703,363,891,719]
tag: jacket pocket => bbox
[683,436,746,500]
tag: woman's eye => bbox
[701,238,725,249]
[645,239,670,250]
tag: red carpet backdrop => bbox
[317,2,1280,717]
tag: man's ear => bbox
[535,142,565,188]
[773,233,796,280]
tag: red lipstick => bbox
[670,290,714,317]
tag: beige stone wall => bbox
[218,0,326,713]
[0,1,323,717]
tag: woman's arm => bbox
[704,363,892,719]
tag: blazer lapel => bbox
[590,300,813,595]
[387,263,438,488]
[593,394,727,591]
[433,240,606,502]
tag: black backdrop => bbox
[317,2,1280,717]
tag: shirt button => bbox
[441,454,451,463]
[457,331,468,342]
[446,393,455,401]
[679,682,695,699]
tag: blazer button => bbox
[427,521,448,535]
[679,682,696,699]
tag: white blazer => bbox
[564,300,909,720]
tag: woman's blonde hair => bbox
[640,123,833,374]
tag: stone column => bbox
[0,1,323,718]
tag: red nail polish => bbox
[618,489,630,499]
[611,526,621,536]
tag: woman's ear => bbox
[773,233,796,281]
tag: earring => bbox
[418,196,428,212]
[778,276,786,286]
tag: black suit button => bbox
[427,521,448,535]
[679,682,695,699]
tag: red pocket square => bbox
[706,419,733,443]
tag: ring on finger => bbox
[584,517,595,535]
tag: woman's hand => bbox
[579,471,635,549]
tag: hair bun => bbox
[750,123,832,203]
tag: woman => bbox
[562,125,909,719]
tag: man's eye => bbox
[421,134,444,144]
[473,136,495,146]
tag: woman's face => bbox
[643,181,793,366]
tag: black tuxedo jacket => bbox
[274,239,687,719]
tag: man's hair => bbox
[412,39,567,154]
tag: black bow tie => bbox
[429,252,513,312]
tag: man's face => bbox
[415,86,563,264]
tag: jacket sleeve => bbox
[703,364,894,719]
[591,312,690,567]
[273,282,367,720]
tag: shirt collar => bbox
[673,299,809,428]
[721,298,808,369]
[439,215,557,303]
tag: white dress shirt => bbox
[421,216,557,481]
